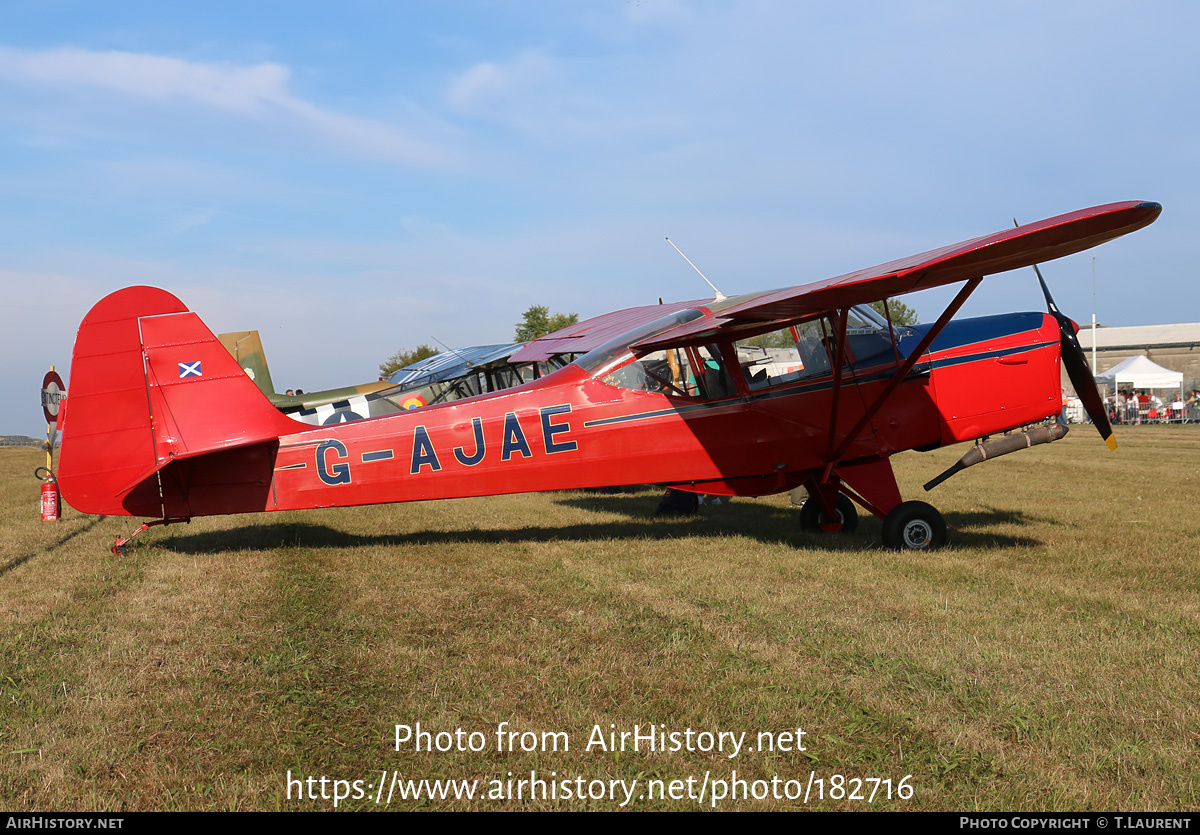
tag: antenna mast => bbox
[431,337,475,367]
[666,237,726,301]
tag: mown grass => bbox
[0,426,1197,811]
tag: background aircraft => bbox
[310,345,574,425]
[218,332,576,426]
[218,302,726,427]
[53,201,1160,553]
[217,330,391,415]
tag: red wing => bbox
[632,201,1161,352]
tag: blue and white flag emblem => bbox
[178,361,202,378]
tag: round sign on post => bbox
[40,369,66,522]
[42,370,66,425]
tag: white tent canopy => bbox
[1094,355,1183,389]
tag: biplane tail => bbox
[58,286,298,517]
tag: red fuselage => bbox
[127,310,1061,521]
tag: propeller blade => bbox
[1035,263,1117,450]
[1012,219,1116,450]
[1061,321,1117,450]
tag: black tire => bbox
[799,492,858,533]
[654,488,698,516]
[882,501,947,550]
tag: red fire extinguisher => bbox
[36,468,59,522]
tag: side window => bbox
[689,345,736,399]
[601,345,735,401]
[735,323,833,390]
[845,305,896,366]
[794,320,835,378]
[490,365,524,390]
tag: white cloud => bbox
[165,206,260,235]
[0,46,290,112]
[448,50,555,115]
[0,46,460,168]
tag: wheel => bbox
[882,501,947,550]
[799,492,858,533]
[654,488,698,516]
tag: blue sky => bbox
[2,1,1196,435]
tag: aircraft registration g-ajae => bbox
[53,201,1160,553]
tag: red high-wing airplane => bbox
[55,201,1160,553]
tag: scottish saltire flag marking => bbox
[179,361,202,378]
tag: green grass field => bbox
[1,426,1197,811]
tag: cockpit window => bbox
[599,344,734,401]
[731,305,902,390]
[576,308,705,376]
[735,322,828,389]
[579,303,906,396]
[848,303,888,331]
[845,304,899,366]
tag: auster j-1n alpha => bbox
[53,201,1160,552]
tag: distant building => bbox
[1070,322,1200,394]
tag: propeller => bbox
[1033,261,1117,450]
[1012,219,1116,450]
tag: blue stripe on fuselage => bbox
[898,312,1046,359]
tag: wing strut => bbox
[822,309,851,466]
[828,277,982,465]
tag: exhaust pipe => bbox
[924,423,1069,491]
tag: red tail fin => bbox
[58,287,297,517]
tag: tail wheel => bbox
[799,492,858,533]
[882,501,946,550]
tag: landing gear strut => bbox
[799,492,858,533]
[800,459,945,549]
[881,501,946,550]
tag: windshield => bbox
[576,308,705,376]
[848,304,888,331]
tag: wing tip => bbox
[1132,201,1163,225]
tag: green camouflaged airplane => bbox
[217,330,392,415]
